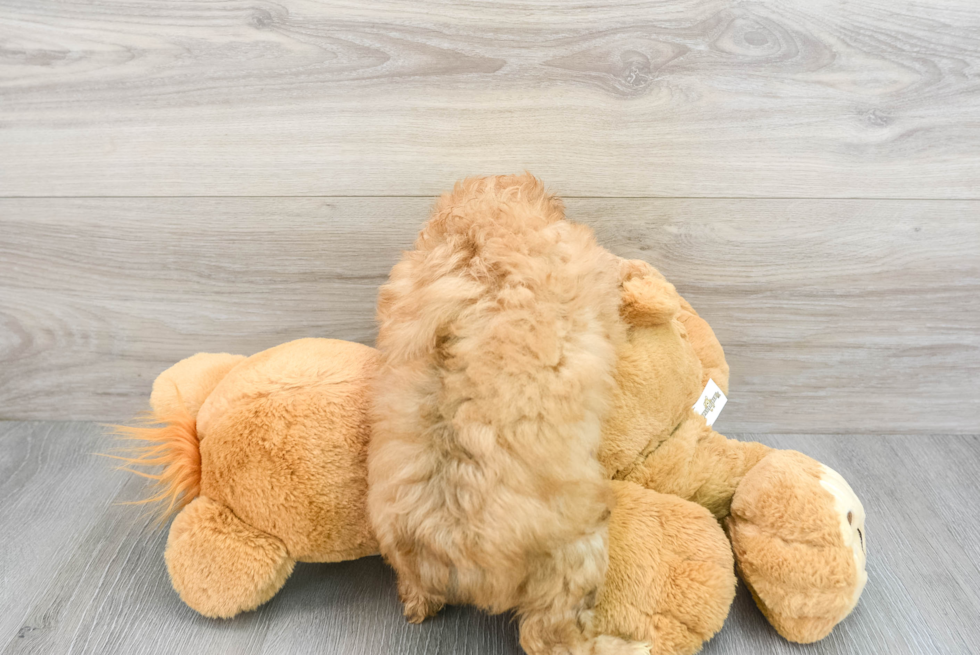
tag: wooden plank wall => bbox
[1,0,978,432]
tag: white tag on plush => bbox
[693,379,727,427]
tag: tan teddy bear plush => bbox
[116,176,866,654]
[117,336,735,654]
[122,339,382,616]
[603,258,867,645]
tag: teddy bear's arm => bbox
[623,412,868,644]
[621,411,772,519]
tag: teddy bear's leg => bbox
[590,482,735,655]
[165,495,296,619]
[726,450,867,643]
[149,352,246,418]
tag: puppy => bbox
[368,174,647,654]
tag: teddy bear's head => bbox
[599,259,729,479]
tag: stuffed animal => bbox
[115,178,867,654]
[116,315,864,652]
[116,337,736,655]
[604,259,867,645]
[116,339,382,617]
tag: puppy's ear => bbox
[619,259,680,327]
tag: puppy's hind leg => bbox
[584,636,652,655]
[518,533,651,655]
[520,597,651,655]
[397,574,446,624]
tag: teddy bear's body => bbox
[117,174,867,654]
[131,336,736,654]
[139,339,379,618]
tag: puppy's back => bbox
[368,173,623,612]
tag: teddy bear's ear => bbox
[619,259,681,327]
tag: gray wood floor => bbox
[2,421,978,655]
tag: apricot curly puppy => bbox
[368,174,648,655]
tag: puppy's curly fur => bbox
[368,174,647,654]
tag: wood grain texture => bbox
[0,422,129,648]
[1,197,977,433]
[2,422,979,654]
[2,0,979,197]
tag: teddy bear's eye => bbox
[847,511,853,525]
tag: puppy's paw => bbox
[400,590,444,624]
[396,575,445,624]
[586,635,651,655]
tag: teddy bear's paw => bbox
[818,463,868,585]
[165,496,295,619]
[727,451,868,643]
